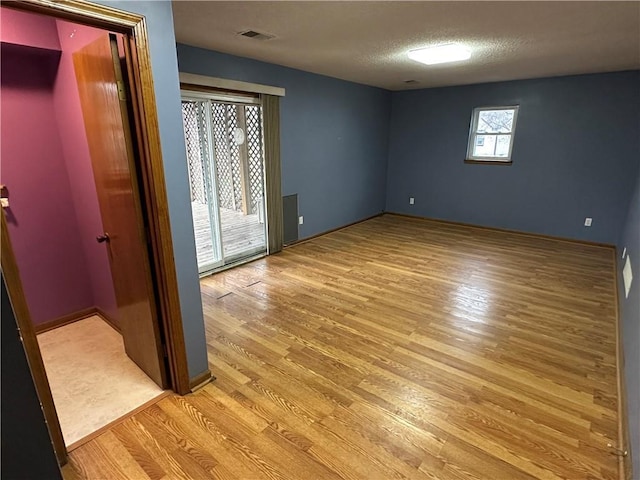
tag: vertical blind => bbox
[262,94,283,254]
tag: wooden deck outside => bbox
[191,201,266,269]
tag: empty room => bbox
[2,2,639,480]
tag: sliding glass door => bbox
[181,99,223,272]
[181,92,267,274]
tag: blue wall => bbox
[177,44,391,239]
[97,1,208,379]
[386,71,640,245]
[618,171,640,475]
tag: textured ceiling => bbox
[172,1,640,91]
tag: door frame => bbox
[1,211,67,465]
[1,0,192,465]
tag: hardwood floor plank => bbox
[119,417,193,479]
[348,400,448,459]
[110,424,167,480]
[200,385,270,433]
[436,437,537,480]
[138,405,219,476]
[63,215,620,479]
[155,398,266,480]
[167,396,289,480]
[67,434,144,480]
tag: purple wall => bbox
[0,8,60,50]
[54,20,118,322]
[1,8,118,325]
[1,40,94,324]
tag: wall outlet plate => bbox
[409,197,415,205]
[584,217,592,227]
[298,216,304,225]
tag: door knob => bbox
[96,233,110,243]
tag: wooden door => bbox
[73,34,167,388]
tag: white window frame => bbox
[466,105,519,162]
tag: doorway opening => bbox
[0,3,190,464]
[181,91,268,274]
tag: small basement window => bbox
[466,106,519,163]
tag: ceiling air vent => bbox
[238,30,275,41]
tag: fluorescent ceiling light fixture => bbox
[408,44,471,65]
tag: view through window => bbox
[466,106,519,162]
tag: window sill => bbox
[464,159,513,165]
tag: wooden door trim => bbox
[6,0,141,30]
[121,24,190,395]
[5,0,190,392]
[1,211,67,465]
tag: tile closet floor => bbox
[37,316,165,446]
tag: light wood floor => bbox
[192,202,266,269]
[63,214,620,480]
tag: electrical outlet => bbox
[298,216,304,225]
[409,197,415,205]
[584,217,592,227]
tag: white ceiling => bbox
[172,1,640,91]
